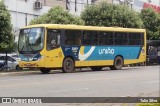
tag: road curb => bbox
[0,71,40,77]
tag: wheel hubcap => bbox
[116,59,122,67]
[66,61,71,69]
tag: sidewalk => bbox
[0,69,65,76]
[0,68,91,77]
[0,70,40,77]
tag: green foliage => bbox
[0,0,14,52]
[81,2,143,28]
[30,6,84,25]
[141,8,160,40]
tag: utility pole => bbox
[91,0,97,4]
[130,0,134,10]
[75,0,77,11]
[66,0,68,10]
[148,0,151,3]
[66,0,70,10]
[25,13,27,26]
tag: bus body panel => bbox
[18,24,146,69]
[19,45,146,68]
[19,53,45,68]
[43,48,64,68]
[61,45,146,67]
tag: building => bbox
[93,0,113,4]
[134,0,160,13]
[66,0,113,15]
[66,0,90,16]
[4,0,114,33]
[44,0,66,7]
[66,0,160,16]
[4,0,160,30]
[4,0,66,42]
[3,0,160,42]
[94,0,160,13]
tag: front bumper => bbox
[19,59,45,68]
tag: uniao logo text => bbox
[98,47,114,55]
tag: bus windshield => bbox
[18,27,44,53]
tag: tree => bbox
[141,8,160,40]
[30,6,84,25]
[81,2,143,28]
[0,0,14,52]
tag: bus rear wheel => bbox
[109,56,123,70]
[91,66,103,71]
[40,68,51,74]
[62,57,75,73]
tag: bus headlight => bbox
[37,56,44,61]
[33,55,44,61]
[31,53,43,61]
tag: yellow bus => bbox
[18,24,146,73]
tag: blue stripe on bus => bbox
[61,46,141,61]
[136,47,142,59]
[84,46,140,60]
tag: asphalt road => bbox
[0,66,159,97]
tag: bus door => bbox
[44,29,62,68]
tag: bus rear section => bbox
[59,29,146,72]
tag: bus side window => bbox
[47,29,61,50]
[75,32,81,45]
[99,31,114,45]
[115,32,128,45]
[129,33,142,45]
[82,31,98,45]
[65,30,82,45]
[82,33,88,45]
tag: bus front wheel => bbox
[40,68,51,74]
[109,56,123,70]
[62,57,75,73]
[91,66,103,71]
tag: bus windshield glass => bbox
[18,27,44,53]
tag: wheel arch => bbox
[62,55,75,73]
[114,55,124,66]
[62,55,75,67]
[63,55,75,62]
[114,55,124,61]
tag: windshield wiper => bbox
[20,44,34,52]
[28,46,34,51]
[21,44,25,52]
[20,39,34,52]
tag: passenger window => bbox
[82,31,98,45]
[47,29,61,50]
[65,30,82,45]
[129,33,143,45]
[114,32,128,45]
[99,32,114,45]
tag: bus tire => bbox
[62,57,75,73]
[91,66,103,71]
[40,68,50,74]
[109,56,123,70]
